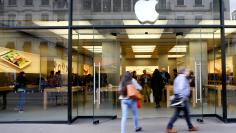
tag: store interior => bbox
[0,27,236,121]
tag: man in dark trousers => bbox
[151,69,164,108]
[166,67,198,133]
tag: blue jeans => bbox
[167,100,193,129]
[17,89,26,111]
[121,99,140,133]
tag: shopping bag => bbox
[137,99,141,109]
[150,91,154,103]
[169,94,184,107]
[127,84,142,100]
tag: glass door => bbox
[173,28,221,118]
[92,29,119,123]
[72,29,119,123]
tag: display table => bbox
[204,84,236,107]
[100,86,119,92]
[0,86,13,110]
[43,86,81,110]
[165,85,196,108]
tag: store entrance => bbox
[72,28,222,120]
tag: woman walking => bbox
[119,71,142,133]
[151,69,165,108]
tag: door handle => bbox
[98,62,101,105]
[195,61,202,103]
[93,62,96,105]
[93,62,101,105]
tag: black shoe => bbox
[135,127,142,132]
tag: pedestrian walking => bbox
[119,71,142,133]
[166,67,198,133]
[151,69,165,108]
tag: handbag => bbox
[127,84,142,100]
[137,99,141,109]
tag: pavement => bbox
[0,117,236,133]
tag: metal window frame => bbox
[0,0,236,124]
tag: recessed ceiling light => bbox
[168,55,185,58]
[135,55,152,58]
[125,28,163,39]
[82,46,102,53]
[169,45,187,53]
[132,45,156,52]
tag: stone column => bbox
[102,41,120,85]
[158,54,168,70]
[189,41,208,85]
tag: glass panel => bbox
[72,29,119,120]
[93,29,119,119]
[73,0,220,26]
[0,0,69,27]
[70,28,222,120]
[225,28,236,118]
[224,0,236,25]
[180,29,222,115]
[0,29,68,121]
[119,28,219,118]
[72,29,94,118]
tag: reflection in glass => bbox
[0,29,68,121]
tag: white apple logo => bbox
[134,0,159,24]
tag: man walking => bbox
[140,70,151,102]
[166,67,198,133]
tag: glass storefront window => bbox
[72,29,119,121]
[0,0,234,123]
[0,29,68,121]
[73,0,221,26]
[224,0,236,25]
[225,28,236,118]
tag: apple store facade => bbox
[1,0,236,124]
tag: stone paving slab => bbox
[0,117,236,133]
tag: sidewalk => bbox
[0,117,236,133]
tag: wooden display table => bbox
[0,86,13,110]
[43,86,81,110]
[166,85,196,108]
[204,84,236,107]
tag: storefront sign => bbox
[134,0,159,24]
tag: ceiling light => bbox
[123,20,168,25]
[126,28,163,39]
[132,45,156,52]
[169,45,187,53]
[82,46,102,53]
[168,55,185,58]
[198,20,220,25]
[128,34,161,39]
[33,20,92,26]
[79,35,105,39]
[135,55,152,58]
[184,33,221,39]
[72,46,78,49]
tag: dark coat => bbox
[16,75,27,88]
[151,70,164,96]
